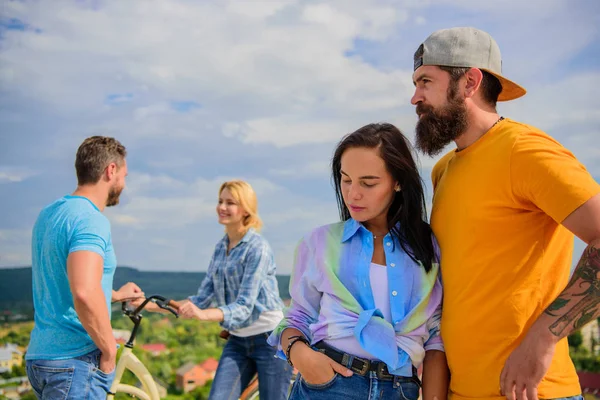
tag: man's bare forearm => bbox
[73,287,117,357]
[543,242,600,339]
[422,350,449,400]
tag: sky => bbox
[1,0,599,274]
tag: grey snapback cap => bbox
[414,27,526,101]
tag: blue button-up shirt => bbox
[268,219,443,376]
[188,228,285,331]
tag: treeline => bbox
[0,267,291,315]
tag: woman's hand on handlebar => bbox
[178,301,207,320]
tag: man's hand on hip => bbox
[99,349,117,374]
[500,325,557,400]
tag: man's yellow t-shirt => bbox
[431,118,600,400]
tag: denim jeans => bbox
[208,331,294,400]
[289,358,420,400]
[26,348,116,399]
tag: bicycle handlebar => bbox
[119,295,179,348]
[121,295,180,318]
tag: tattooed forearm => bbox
[545,244,600,338]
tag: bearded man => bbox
[25,136,144,399]
[412,27,600,400]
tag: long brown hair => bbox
[332,123,437,272]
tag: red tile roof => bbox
[200,357,219,372]
[141,343,167,353]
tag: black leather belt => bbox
[314,342,420,384]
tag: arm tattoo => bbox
[545,244,600,337]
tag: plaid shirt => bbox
[188,228,284,331]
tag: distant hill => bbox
[0,266,291,314]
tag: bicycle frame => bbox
[106,345,160,400]
[106,295,178,400]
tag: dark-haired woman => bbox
[268,123,448,399]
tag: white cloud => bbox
[501,72,600,131]
[225,0,294,19]
[0,1,413,134]
[269,161,331,178]
[0,167,39,184]
[1,0,598,274]
[100,171,337,272]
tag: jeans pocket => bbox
[91,366,116,395]
[31,364,75,399]
[397,381,420,400]
[300,373,339,390]
[94,367,115,379]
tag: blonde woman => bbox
[140,180,293,399]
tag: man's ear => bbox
[105,163,117,180]
[464,68,483,98]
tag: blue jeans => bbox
[26,349,116,399]
[209,331,294,400]
[551,397,583,400]
[289,363,420,400]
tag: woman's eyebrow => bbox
[340,170,380,179]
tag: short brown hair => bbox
[439,66,502,108]
[75,136,127,185]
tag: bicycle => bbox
[107,295,293,399]
[107,295,178,400]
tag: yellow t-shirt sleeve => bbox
[510,131,600,223]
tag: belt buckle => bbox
[355,358,370,376]
[376,362,389,380]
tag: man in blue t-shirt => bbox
[25,136,144,399]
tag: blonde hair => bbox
[219,180,263,232]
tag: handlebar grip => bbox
[167,300,180,310]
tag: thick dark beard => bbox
[106,185,123,207]
[415,88,469,157]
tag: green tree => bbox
[183,383,211,400]
[11,362,26,377]
[568,331,583,349]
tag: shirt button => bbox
[392,291,397,296]
[390,263,396,267]
[386,242,391,246]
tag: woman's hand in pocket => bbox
[291,343,353,385]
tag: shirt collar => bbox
[341,218,363,242]
[240,227,256,243]
[221,227,256,247]
[341,218,401,243]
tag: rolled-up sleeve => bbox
[425,237,444,352]
[268,238,322,359]
[218,242,272,330]
[424,300,444,352]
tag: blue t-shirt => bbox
[26,195,117,360]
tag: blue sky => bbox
[1,0,599,273]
